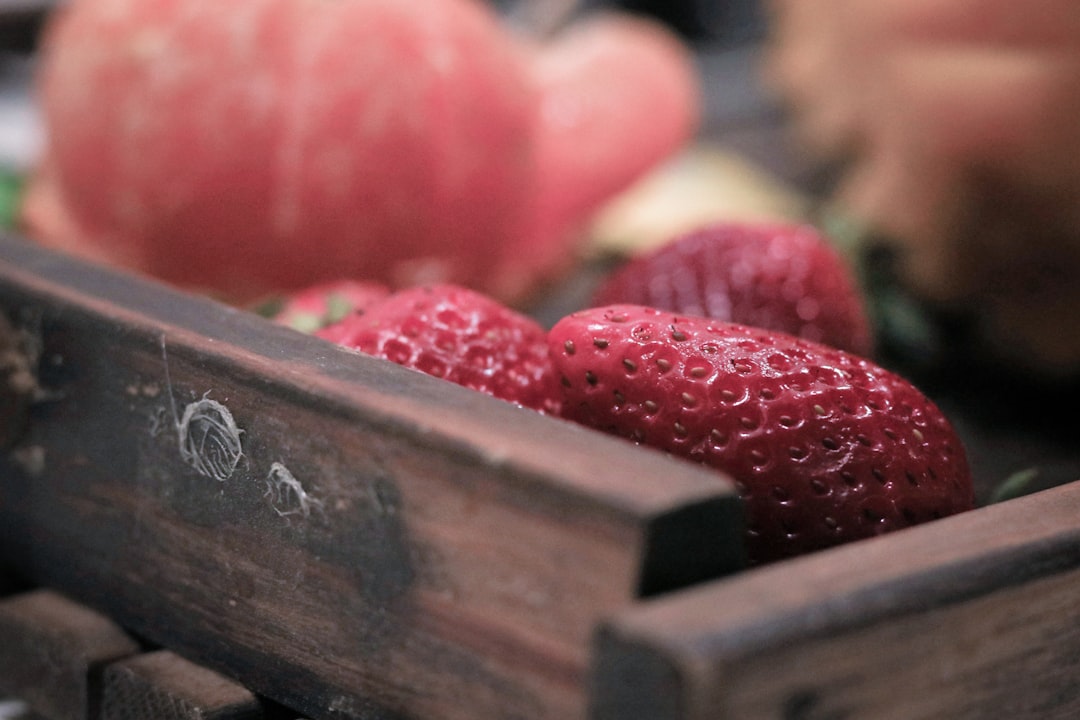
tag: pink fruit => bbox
[24,0,698,304]
[489,13,700,300]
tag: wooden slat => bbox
[591,480,1080,720]
[0,234,745,720]
[101,650,264,720]
[0,590,141,720]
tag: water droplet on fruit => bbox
[767,353,794,372]
[732,359,756,375]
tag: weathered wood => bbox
[592,479,1080,720]
[0,310,36,448]
[0,590,141,720]
[101,650,263,720]
[0,234,745,720]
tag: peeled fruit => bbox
[23,0,699,304]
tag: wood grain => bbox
[101,651,263,720]
[0,234,744,720]
[592,480,1080,720]
[0,590,140,720]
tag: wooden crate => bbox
[3,233,1080,719]
[0,234,742,720]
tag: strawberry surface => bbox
[591,222,874,357]
[317,284,560,415]
[268,280,390,333]
[549,304,974,564]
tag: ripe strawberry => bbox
[591,222,874,357]
[317,284,560,414]
[266,280,390,333]
[549,304,974,564]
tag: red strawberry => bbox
[591,222,874,357]
[267,280,390,333]
[549,304,974,564]
[317,284,560,414]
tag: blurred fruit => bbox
[22,0,697,305]
[263,279,390,333]
[592,222,874,356]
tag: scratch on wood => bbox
[161,335,244,482]
[264,461,323,519]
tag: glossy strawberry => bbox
[267,280,390,333]
[549,304,974,564]
[591,222,874,356]
[317,284,560,414]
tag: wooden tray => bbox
[3,233,1080,720]
[0,233,742,720]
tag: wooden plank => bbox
[591,479,1080,720]
[101,650,264,720]
[0,590,141,720]
[0,234,745,720]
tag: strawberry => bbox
[591,222,874,357]
[317,284,560,415]
[264,280,390,333]
[549,304,974,564]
